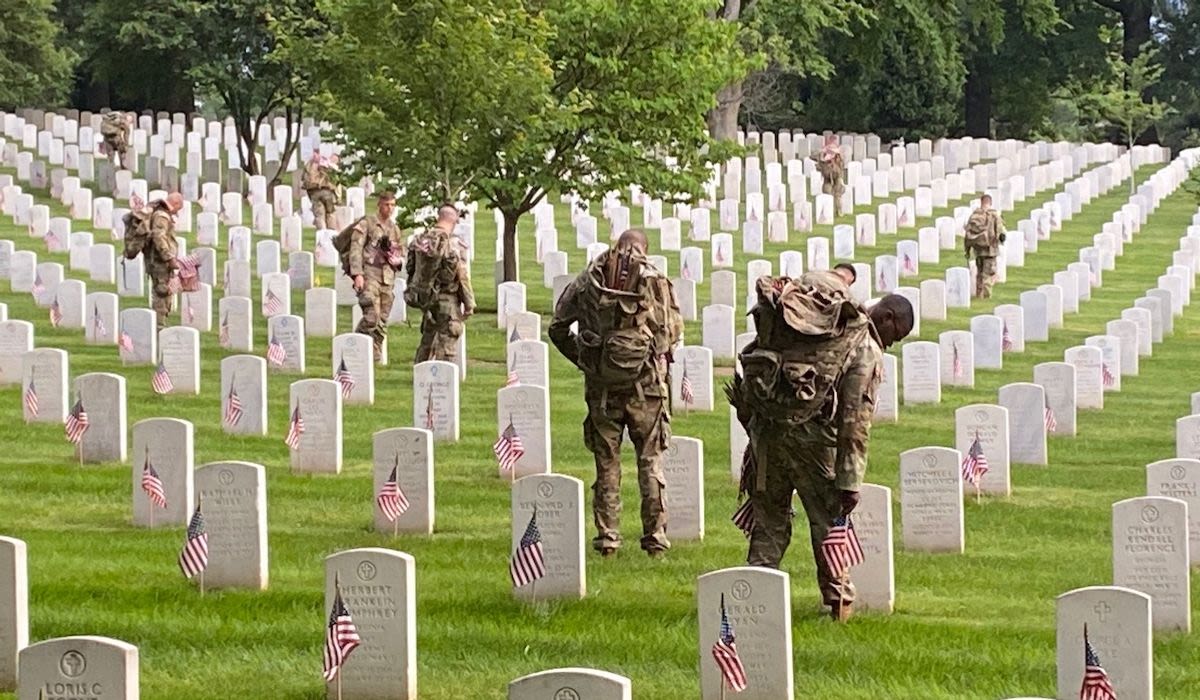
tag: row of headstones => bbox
[0,531,1168,699]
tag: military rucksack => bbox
[404,226,459,311]
[330,218,363,276]
[573,251,680,391]
[964,209,993,250]
[100,113,124,138]
[121,206,156,260]
[736,273,870,424]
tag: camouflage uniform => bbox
[408,224,475,364]
[145,202,179,330]
[817,150,846,217]
[348,215,405,359]
[729,271,883,605]
[100,113,130,169]
[303,161,339,230]
[548,249,684,554]
[965,208,1006,298]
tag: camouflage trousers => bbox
[149,274,174,330]
[414,295,466,365]
[746,434,854,605]
[974,255,997,298]
[823,179,846,216]
[583,392,670,553]
[309,188,338,230]
[355,275,394,360]
[104,136,129,169]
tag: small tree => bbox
[1079,32,1173,192]
[293,0,750,281]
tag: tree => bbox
[0,0,76,109]
[1078,33,1173,191]
[295,0,749,281]
[706,0,866,140]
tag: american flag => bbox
[715,244,726,264]
[65,397,89,444]
[23,378,39,418]
[509,326,521,342]
[899,206,909,225]
[130,192,145,210]
[961,434,990,487]
[509,510,546,588]
[493,418,526,473]
[333,359,355,399]
[285,405,305,449]
[877,270,886,291]
[224,385,244,427]
[1080,625,1117,700]
[680,362,695,406]
[49,297,63,327]
[376,461,410,522]
[952,343,963,379]
[820,515,865,579]
[321,587,362,682]
[424,388,435,431]
[219,314,231,348]
[31,273,44,297]
[152,361,174,394]
[712,593,748,693]
[141,455,167,509]
[118,330,135,353]
[178,504,209,579]
[903,253,915,273]
[263,288,283,316]
[92,304,106,338]
[1002,321,1014,351]
[505,359,520,387]
[731,499,754,537]
[184,297,195,324]
[267,335,287,367]
[1044,400,1058,433]
[681,259,692,280]
[45,230,60,251]
[1102,363,1116,388]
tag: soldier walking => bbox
[406,204,475,364]
[964,194,1007,298]
[816,134,846,217]
[348,191,406,362]
[727,271,913,620]
[548,229,684,558]
[303,153,340,230]
[100,111,131,170]
[129,192,184,330]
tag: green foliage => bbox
[1077,32,1173,151]
[0,0,76,109]
[295,0,748,277]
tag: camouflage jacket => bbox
[816,152,845,184]
[145,202,177,275]
[348,215,405,284]
[302,161,335,193]
[549,249,683,399]
[965,208,1006,257]
[404,224,475,311]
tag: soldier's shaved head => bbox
[833,263,856,285]
[869,294,915,349]
[616,228,649,254]
[165,192,184,213]
[980,193,993,207]
[437,204,459,223]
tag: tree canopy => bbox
[0,0,76,110]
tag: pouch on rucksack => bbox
[331,218,363,276]
[404,228,457,311]
[121,208,154,260]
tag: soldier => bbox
[727,272,913,621]
[964,193,1007,298]
[833,262,857,286]
[816,134,846,217]
[348,191,406,361]
[303,153,340,230]
[548,229,684,558]
[407,204,475,364]
[100,112,131,170]
[145,193,184,330]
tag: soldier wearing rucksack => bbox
[302,153,339,230]
[341,191,406,361]
[123,192,183,330]
[726,272,913,621]
[100,112,131,169]
[816,134,846,217]
[548,229,684,559]
[406,204,475,364]
[964,193,1007,298]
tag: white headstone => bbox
[18,636,139,700]
[221,355,267,436]
[1056,586,1152,700]
[850,483,895,612]
[508,669,630,700]
[511,474,586,601]
[288,379,343,474]
[663,437,705,541]
[0,536,27,692]
[413,361,460,442]
[332,333,374,405]
[373,428,434,535]
[998,383,1048,465]
[697,567,793,700]
[902,341,941,404]
[1063,345,1105,410]
[131,418,194,527]
[899,447,965,553]
[194,461,269,589]
[1034,362,1077,437]
[1112,496,1191,631]
[497,385,552,478]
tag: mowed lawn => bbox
[1,159,1198,699]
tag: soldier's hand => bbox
[352,275,365,292]
[838,490,861,516]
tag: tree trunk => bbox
[964,58,992,138]
[1121,0,1158,143]
[502,209,520,282]
[708,80,743,141]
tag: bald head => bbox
[616,228,649,255]
[980,193,993,208]
[437,204,459,226]
[869,294,915,349]
[165,192,184,214]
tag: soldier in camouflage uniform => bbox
[548,229,684,558]
[348,191,406,361]
[408,204,475,364]
[303,153,339,230]
[146,193,184,330]
[964,194,1007,299]
[100,112,131,170]
[816,135,846,217]
[727,272,913,620]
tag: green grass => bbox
[1,158,1198,699]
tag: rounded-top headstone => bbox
[1111,496,1190,632]
[372,428,434,535]
[696,567,792,699]
[1145,458,1200,563]
[194,461,268,590]
[1056,586,1151,700]
[0,536,28,691]
[18,635,138,700]
[508,668,631,700]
